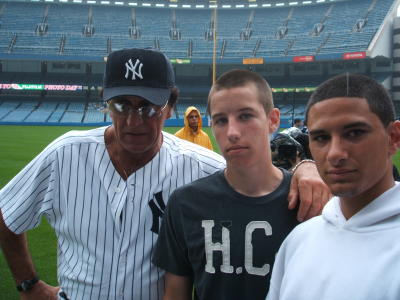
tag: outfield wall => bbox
[0,117,293,128]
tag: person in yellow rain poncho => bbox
[175,106,213,150]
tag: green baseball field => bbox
[0,125,399,299]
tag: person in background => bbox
[290,118,308,134]
[267,73,400,300]
[292,118,303,129]
[175,106,213,150]
[292,132,312,159]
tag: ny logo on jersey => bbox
[149,192,166,234]
[125,58,143,80]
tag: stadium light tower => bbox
[212,1,218,84]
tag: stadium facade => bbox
[0,0,399,127]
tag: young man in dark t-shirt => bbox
[152,70,316,300]
[154,170,297,299]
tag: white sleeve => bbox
[0,145,59,234]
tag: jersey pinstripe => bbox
[0,126,226,300]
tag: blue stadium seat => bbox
[0,0,394,58]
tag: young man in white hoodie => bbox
[267,73,400,300]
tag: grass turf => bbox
[0,125,399,299]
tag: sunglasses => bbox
[107,97,168,119]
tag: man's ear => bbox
[268,108,280,134]
[388,120,400,155]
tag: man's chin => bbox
[330,185,359,198]
[122,139,156,154]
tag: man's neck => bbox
[224,162,283,197]
[340,172,395,219]
[105,126,162,178]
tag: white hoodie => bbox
[267,183,400,300]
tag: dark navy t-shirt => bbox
[153,169,299,300]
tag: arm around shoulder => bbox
[287,160,332,221]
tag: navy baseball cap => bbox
[103,48,175,106]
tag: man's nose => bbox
[126,110,144,126]
[327,137,348,165]
[227,119,240,141]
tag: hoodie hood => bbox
[183,106,203,132]
[323,182,400,232]
[174,106,213,150]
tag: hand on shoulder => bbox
[288,160,332,222]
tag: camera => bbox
[271,133,304,170]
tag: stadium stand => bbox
[0,101,20,120]
[0,0,394,58]
[82,102,105,123]
[24,101,58,122]
[0,0,397,125]
[47,102,69,123]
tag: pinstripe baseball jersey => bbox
[0,126,226,300]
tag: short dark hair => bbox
[168,86,179,109]
[207,69,273,115]
[306,73,395,127]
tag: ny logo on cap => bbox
[125,58,143,80]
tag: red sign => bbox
[343,52,366,60]
[293,55,315,63]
